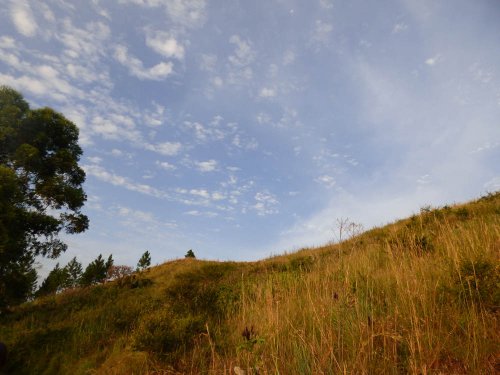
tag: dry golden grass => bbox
[1,193,498,374]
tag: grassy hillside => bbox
[1,192,499,374]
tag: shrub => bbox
[287,256,315,272]
[453,258,499,310]
[165,263,239,317]
[132,308,204,356]
[185,249,196,258]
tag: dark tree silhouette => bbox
[0,86,88,309]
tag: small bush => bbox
[165,263,239,317]
[116,275,152,289]
[132,308,204,356]
[455,207,470,220]
[287,256,315,272]
[453,258,499,310]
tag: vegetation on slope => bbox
[1,192,499,374]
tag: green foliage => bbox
[455,207,470,220]
[453,258,499,310]
[132,307,205,356]
[137,250,151,271]
[166,263,239,317]
[116,274,153,289]
[0,252,37,308]
[185,249,196,258]
[36,263,70,296]
[0,86,88,309]
[107,264,134,281]
[80,254,113,286]
[237,326,265,353]
[65,256,82,288]
[287,255,315,272]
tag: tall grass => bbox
[1,193,498,374]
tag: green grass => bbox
[1,192,499,374]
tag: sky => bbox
[1,0,499,275]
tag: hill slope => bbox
[1,193,499,374]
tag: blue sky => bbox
[1,0,499,274]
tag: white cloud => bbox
[315,175,336,188]
[227,35,255,84]
[311,20,333,46]
[184,210,218,217]
[212,76,223,87]
[0,36,16,49]
[156,160,177,170]
[83,164,167,198]
[146,142,182,156]
[319,0,334,9]
[146,31,185,59]
[484,176,500,191]
[252,191,279,216]
[119,0,206,29]
[165,0,206,28]
[91,115,142,142]
[10,1,37,37]
[114,45,173,80]
[425,54,441,66]
[392,22,408,33]
[229,35,255,67]
[283,50,295,65]
[417,174,431,185]
[200,53,217,71]
[115,205,178,229]
[0,73,47,96]
[87,156,102,164]
[117,206,155,222]
[58,20,111,63]
[259,87,276,98]
[212,192,226,201]
[195,159,218,172]
[183,120,227,143]
[190,189,210,198]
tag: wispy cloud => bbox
[195,159,218,172]
[315,175,336,188]
[184,210,218,217]
[83,164,168,198]
[252,191,279,216]
[10,0,37,37]
[145,142,182,156]
[114,45,174,80]
[146,31,185,59]
[156,160,177,170]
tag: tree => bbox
[80,254,113,286]
[65,257,83,288]
[36,263,70,296]
[185,249,196,258]
[0,87,88,309]
[137,250,151,271]
[106,265,133,281]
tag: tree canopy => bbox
[0,86,88,309]
[137,250,151,271]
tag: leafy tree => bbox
[185,249,196,258]
[65,256,82,288]
[106,265,133,281]
[80,254,113,286]
[2,252,37,306]
[36,263,70,296]
[0,86,88,309]
[137,250,151,271]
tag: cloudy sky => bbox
[1,0,499,271]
